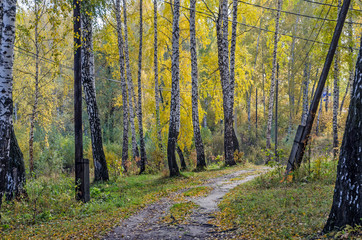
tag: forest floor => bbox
[104,168,268,239]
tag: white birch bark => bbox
[0,0,17,207]
[266,0,282,163]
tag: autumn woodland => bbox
[1,0,362,239]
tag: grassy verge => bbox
[214,160,338,239]
[0,162,260,239]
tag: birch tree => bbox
[122,0,139,161]
[190,0,206,170]
[81,10,109,181]
[167,0,180,177]
[137,0,147,174]
[115,0,129,172]
[0,0,17,206]
[323,36,362,232]
[153,0,162,151]
[266,0,282,163]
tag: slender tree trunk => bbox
[325,85,329,112]
[29,0,40,174]
[323,36,362,233]
[167,0,180,177]
[301,61,310,126]
[316,101,323,136]
[115,0,129,172]
[153,0,162,151]
[340,15,354,114]
[287,10,300,133]
[190,0,206,170]
[332,0,341,159]
[262,66,266,118]
[0,0,17,207]
[266,0,282,163]
[333,51,340,159]
[81,13,109,181]
[137,0,147,174]
[122,0,139,161]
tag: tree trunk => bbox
[176,145,186,170]
[115,0,129,172]
[333,51,340,159]
[153,0,162,151]
[216,0,236,166]
[122,0,139,161]
[137,0,147,174]
[316,101,323,136]
[323,36,362,233]
[266,0,282,163]
[6,126,26,201]
[167,0,180,177]
[301,61,310,126]
[81,13,109,181]
[190,0,206,170]
[332,0,341,159]
[0,0,17,207]
[29,0,40,174]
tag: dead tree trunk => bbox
[323,35,362,233]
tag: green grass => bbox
[0,163,259,239]
[214,160,338,239]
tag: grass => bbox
[213,159,338,239]
[0,162,258,239]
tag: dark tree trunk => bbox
[323,36,362,232]
[6,126,26,201]
[115,0,129,172]
[190,0,206,170]
[167,0,180,177]
[81,13,109,181]
[137,0,147,174]
[153,0,163,151]
[176,145,186,170]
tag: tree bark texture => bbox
[333,51,340,159]
[6,126,26,201]
[216,0,236,166]
[153,0,162,151]
[167,0,180,177]
[266,0,282,163]
[115,0,129,172]
[0,0,17,207]
[176,145,186,170]
[190,0,206,169]
[81,13,109,181]
[301,62,311,126]
[122,0,139,161]
[137,0,147,174]
[29,0,39,174]
[324,36,362,232]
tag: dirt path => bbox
[105,169,265,240]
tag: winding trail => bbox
[105,168,266,240]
